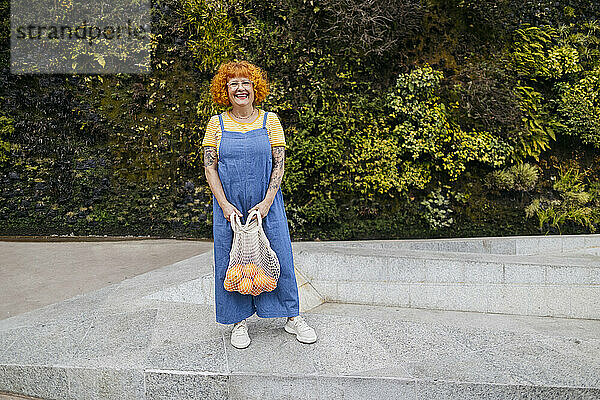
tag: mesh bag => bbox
[224,210,281,296]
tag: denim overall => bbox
[213,111,300,325]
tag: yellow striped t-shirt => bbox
[202,109,286,158]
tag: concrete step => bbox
[1,301,598,399]
[141,266,325,314]
[311,234,600,255]
[1,235,599,399]
[292,241,600,319]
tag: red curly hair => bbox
[210,61,270,107]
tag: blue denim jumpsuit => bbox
[212,111,300,325]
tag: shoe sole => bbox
[284,325,317,344]
[231,338,250,349]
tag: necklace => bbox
[231,108,256,121]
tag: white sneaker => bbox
[231,319,250,349]
[284,316,317,344]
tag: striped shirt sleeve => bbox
[267,112,286,147]
[201,115,219,148]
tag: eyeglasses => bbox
[227,80,253,90]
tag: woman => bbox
[202,60,317,349]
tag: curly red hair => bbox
[210,61,269,107]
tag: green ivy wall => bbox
[0,0,599,239]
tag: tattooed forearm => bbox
[203,146,217,168]
[267,146,285,195]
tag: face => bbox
[227,76,255,108]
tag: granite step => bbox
[291,242,600,319]
[1,236,599,399]
[311,234,600,255]
[1,302,598,399]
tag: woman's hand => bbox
[248,198,273,220]
[221,202,243,222]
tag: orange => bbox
[224,278,235,292]
[233,269,244,285]
[263,275,277,292]
[253,271,269,290]
[250,282,262,296]
[233,263,244,272]
[226,265,243,285]
[242,263,258,278]
[233,263,244,276]
[225,267,235,281]
[238,277,253,294]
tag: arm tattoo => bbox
[268,146,285,193]
[203,146,217,167]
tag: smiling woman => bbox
[201,60,317,349]
[202,61,286,159]
[208,60,270,107]
[227,78,254,108]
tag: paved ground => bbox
[0,237,214,400]
[0,238,213,320]
[1,235,598,399]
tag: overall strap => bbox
[218,113,225,133]
[262,111,268,129]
